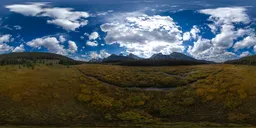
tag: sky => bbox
[0,0,256,62]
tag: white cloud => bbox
[0,34,12,43]
[84,32,89,36]
[99,50,111,58]
[234,36,256,51]
[183,32,191,41]
[89,32,99,40]
[200,7,253,50]
[89,52,98,59]
[68,41,78,53]
[89,50,110,59]
[6,3,45,16]
[92,10,114,17]
[208,24,217,34]
[13,44,25,52]
[0,43,13,52]
[101,14,184,58]
[188,37,211,55]
[59,35,66,43]
[187,7,254,62]
[190,25,200,39]
[240,51,250,57]
[6,3,90,31]
[0,34,13,52]
[47,19,80,31]
[211,24,237,48]
[14,25,22,30]
[26,36,67,55]
[199,7,250,25]
[86,41,98,47]
[189,45,237,62]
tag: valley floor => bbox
[0,64,256,126]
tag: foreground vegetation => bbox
[0,64,256,127]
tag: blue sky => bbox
[0,0,256,62]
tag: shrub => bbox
[125,93,149,107]
[228,113,249,122]
[77,94,91,102]
[105,113,112,121]
[91,91,114,108]
[182,97,195,106]
[116,111,150,122]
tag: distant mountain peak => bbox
[89,58,103,63]
[150,52,196,61]
[128,53,141,60]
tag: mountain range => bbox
[94,52,214,66]
[100,52,208,62]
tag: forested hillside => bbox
[0,52,84,66]
[225,55,256,65]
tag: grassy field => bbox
[0,64,256,127]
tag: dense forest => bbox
[0,52,84,66]
[117,59,210,66]
[225,55,256,65]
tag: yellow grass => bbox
[0,64,256,126]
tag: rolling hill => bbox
[0,52,84,65]
[225,55,256,65]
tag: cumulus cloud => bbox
[0,34,13,52]
[6,3,45,16]
[188,37,211,55]
[190,25,200,39]
[0,44,13,52]
[47,19,80,31]
[6,3,89,31]
[89,32,99,40]
[187,7,254,62]
[0,34,12,43]
[89,50,110,59]
[211,24,237,48]
[85,32,100,47]
[13,44,25,52]
[68,41,78,53]
[86,41,98,47]
[208,24,217,34]
[200,7,253,50]
[26,36,67,55]
[183,32,191,41]
[183,26,200,41]
[233,36,256,51]
[199,7,250,25]
[240,51,250,57]
[101,14,184,58]
[59,35,66,43]
[187,36,238,62]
